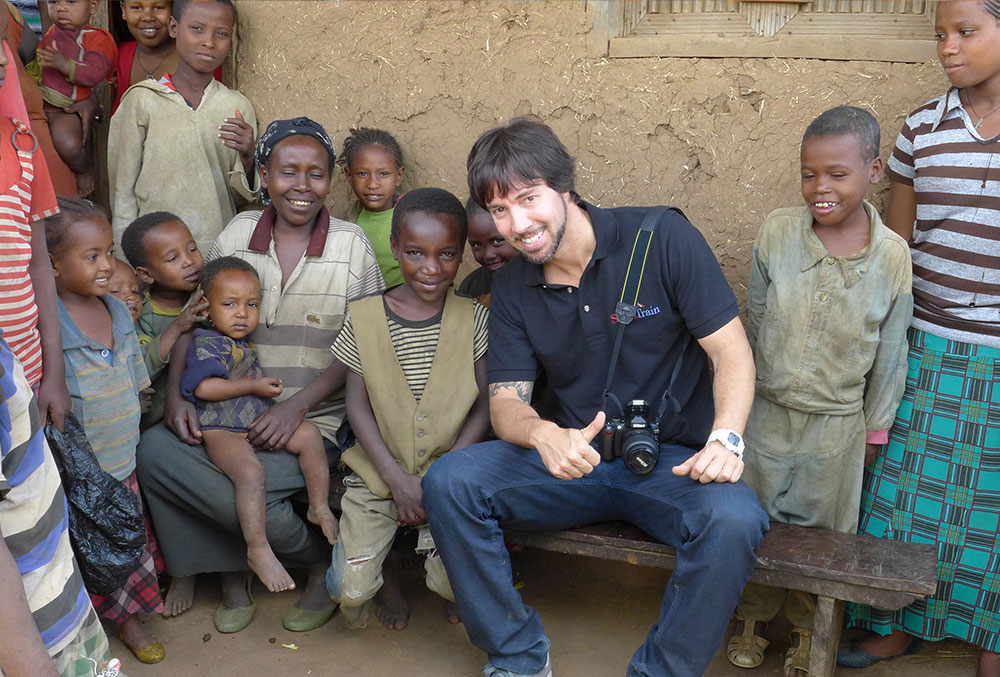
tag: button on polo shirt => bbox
[487,201,739,449]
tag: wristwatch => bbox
[707,429,745,460]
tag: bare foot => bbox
[247,544,295,592]
[162,575,196,617]
[75,170,96,197]
[119,614,155,651]
[853,629,913,657]
[375,551,409,631]
[443,600,461,625]
[307,505,339,545]
[980,649,1000,677]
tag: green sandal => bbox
[727,618,769,669]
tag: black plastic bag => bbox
[44,413,145,595]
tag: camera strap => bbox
[602,206,666,413]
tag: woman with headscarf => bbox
[137,117,383,634]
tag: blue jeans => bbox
[422,441,768,677]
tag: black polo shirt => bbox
[487,201,739,449]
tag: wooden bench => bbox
[329,476,938,677]
[504,522,937,677]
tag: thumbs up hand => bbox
[531,411,606,480]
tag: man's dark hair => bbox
[341,127,404,169]
[390,188,468,244]
[172,0,236,23]
[802,106,881,162]
[44,197,108,256]
[466,117,576,209]
[121,212,185,269]
[199,256,259,295]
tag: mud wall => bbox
[233,0,945,297]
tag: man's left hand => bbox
[672,441,743,483]
[247,397,308,450]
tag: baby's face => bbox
[108,263,142,321]
[205,269,261,340]
[48,0,97,32]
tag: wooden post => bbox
[809,596,845,677]
[587,0,624,58]
[90,1,113,211]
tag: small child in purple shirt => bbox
[180,257,338,594]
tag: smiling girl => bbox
[840,2,1000,674]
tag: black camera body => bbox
[598,400,660,475]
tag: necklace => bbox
[963,90,1000,130]
[136,49,169,80]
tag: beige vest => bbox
[341,291,479,498]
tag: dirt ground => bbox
[233,1,946,295]
[116,548,976,676]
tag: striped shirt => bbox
[59,296,149,480]
[0,334,94,659]
[0,116,59,386]
[888,88,1000,347]
[208,206,384,441]
[332,296,489,401]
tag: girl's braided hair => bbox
[341,127,404,169]
[984,1,1000,20]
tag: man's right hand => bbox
[531,411,606,480]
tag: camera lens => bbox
[621,430,658,475]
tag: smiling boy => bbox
[109,0,258,254]
[729,106,913,675]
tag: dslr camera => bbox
[598,399,659,475]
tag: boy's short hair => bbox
[465,196,490,221]
[44,197,108,257]
[341,127,404,169]
[467,117,576,209]
[172,0,236,23]
[802,106,881,162]
[121,212,185,269]
[391,188,468,244]
[199,256,259,295]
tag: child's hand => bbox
[252,377,283,398]
[219,109,255,172]
[36,45,72,76]
[864,443,882,466]
[175,290,209,333]
[138,387,155,414]
[174,289,208,334]
[389,473,426,526]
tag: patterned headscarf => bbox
[254,116,336,205]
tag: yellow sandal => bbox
[727,618,769,669]
[784,627,811,676]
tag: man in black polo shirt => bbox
[422,118,768,677]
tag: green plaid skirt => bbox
[848,328,1000,651]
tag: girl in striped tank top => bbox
[840,2,1000,674]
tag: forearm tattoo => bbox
[489,381,533,404]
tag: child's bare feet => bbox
[443,600,461,625]
[375,550,409,630]
[307,505,339,545]
[247,544,295,592]
[76,170,96,197]
[162,575,196,617]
